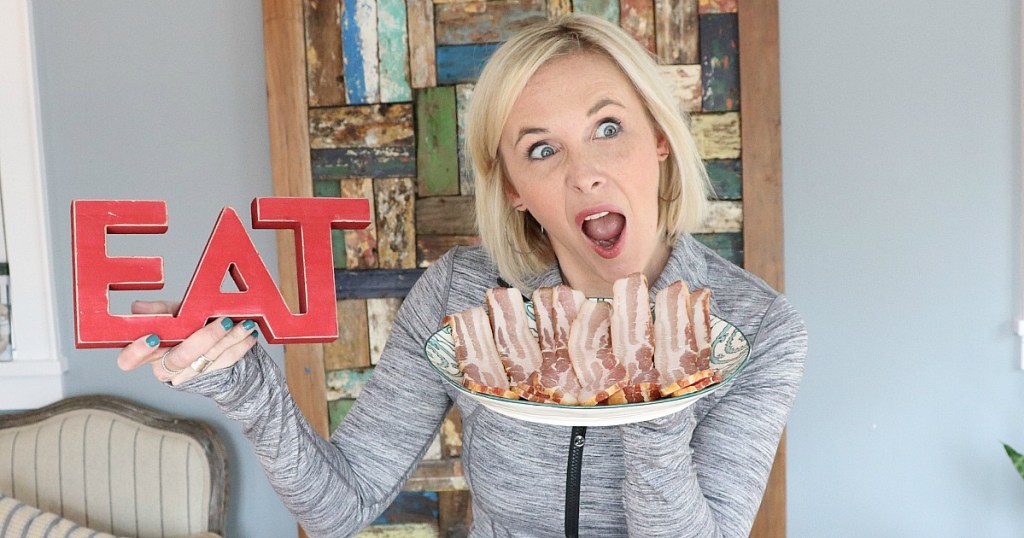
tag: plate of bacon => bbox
[424,273,750,426]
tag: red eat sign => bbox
[71,197,371,348]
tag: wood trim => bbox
[262,3,328,535]
[0,395,229,535]
[738,1,787,536]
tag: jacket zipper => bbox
[565,426,587,538]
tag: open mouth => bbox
[581,210,626,250]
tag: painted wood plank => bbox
[378,0,413,102]
[693,199,741,233]
[416,196,477,235]
[434,0,546,45]
[312,146,416,179]
[373,492,439,525]
[659,64,702,113]
[328,398,356,434]
[548,0,571,17]
[367,297,402,364]
[375,177,417,268]
[342,178,379,269]
[692,232,742,265]
[343,0,381,104]
[455,84,475,195]
[434,0,473,4]
[698,0,736,13]
[336,268,427,299]
[406,0,437,88]
[435,43,500,85]
[440,407,463,457]
[356,523,440,537]
[416,86,460,196]
[690,111,740,159]
[620,0,656,53]
[326,366,375,399]
[654,0,698,65]
[416,235,480,267]
[705,158,741,200]
[573,0,620,25]
[324,299,371,370]
[304,0,345,106]
[405,459,469,491]
[311,180,349,268]
[700,13,739,112]
[309,104,415,149]
[438,491,473,538]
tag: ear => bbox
[656,131,670,161]
[504,183,526,211]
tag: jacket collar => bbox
[516,234,709,299]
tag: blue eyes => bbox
[529,144,557,160]
[526,119,622,161]
[594,120,620,139]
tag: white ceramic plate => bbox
[424,300,750,426]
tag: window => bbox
[0,0,65,409]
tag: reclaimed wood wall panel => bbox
[407,0,438,88]
[573,0,621,25]
[342,0,381,104]
[374,177,417,268]
[265,0,789,533]
[434,0,546,45]
[700,12,739,111]
[416,86,460,196]
[325,299,371,370]
[378,0,413,102]
[304,0,345,106]
[654,0,698,64]
[620,0,656,53]
[342,178,379,268]
[436,43,500,85]
[309,104,415,148]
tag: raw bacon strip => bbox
[486,287,543,397]
[569,300,627,406]
[609,273,661,403]
[530,285,585,405]
[654,281,716,395]
[443,308,518,399]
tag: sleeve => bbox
[618,294,807,537]
[170,250,459,538]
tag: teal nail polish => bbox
[251,330,260,339]
[145,334,159,347]
[221,318,234,330]
[242,319,255,330]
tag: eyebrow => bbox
[513,98,626,147]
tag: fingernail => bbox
[145,334,159,347]
[242,319,255,330]
[221,318,234,330]
[251,330,260,339]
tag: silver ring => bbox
[189,354,216,373]
[159,350,184,376]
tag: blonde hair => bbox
[467,14,711,289]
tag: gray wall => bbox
[32,1,296,536]
[29,0,1024,535]
[782,0,1024,536]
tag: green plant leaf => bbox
[1003,443,1024,481]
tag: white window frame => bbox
[0,0,66,408]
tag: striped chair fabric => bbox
[0,396,226,538]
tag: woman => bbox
[119,14,806,537]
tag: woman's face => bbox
[499,52,671,297]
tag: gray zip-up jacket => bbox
[175,235,807,537]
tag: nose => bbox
[564,153,605,194]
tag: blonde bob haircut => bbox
[468,14,711,289]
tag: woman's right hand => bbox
[116,300,259,385]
